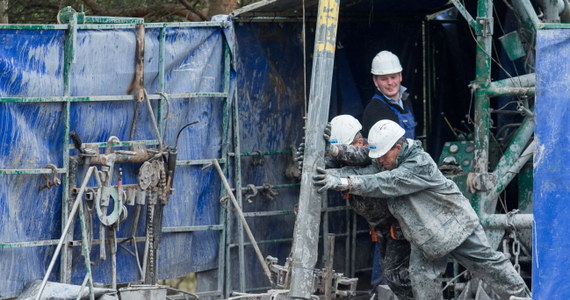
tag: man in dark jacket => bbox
[362,51,415,139]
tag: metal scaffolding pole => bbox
[289,0,340,297]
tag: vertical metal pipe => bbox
[220,40,232,297]
[344,203,350,274]
[233,89,246,292]
[157,26,166,137]
[322,194,329,265]
[471,0,493,215]
[289,0,340,297]
[36,167,95,300]
[323,234,335,300]
[60,12,77,283]
[350,211,356,277]
[78,198,95,300]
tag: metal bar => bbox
[0,92,228,103]
[322,196,330,264]
[220,40,232,299]
[162,225,225,232]
[489,73,535,88]
[0,21,226,31]
[0,168,66,175]
[486,135,535,211]
[60,11,76,284]
[449,0,482,34]
[78,196,95,300]
[84,16,144,24]
[232,91,247,292]
[481,214,533,229]
[539,23,570,29]
[1,236,147,249]
[235,150,293,156]
[35,166,95,300]
[350,212,357,277]
[470,0,493,215]
[228,238,294,247]
[76,139,159,148]
[211,159,274,285]
[242,210,295,217]
[177,158,226,166]
[324,234,335,300]
[481,87,535,97]
[289,0,340,297]
[240,183,300,191]
[512,0,541,32]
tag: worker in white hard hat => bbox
[362,51,416,139]
[312,120,530,300]
[320,115,413,299]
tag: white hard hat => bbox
[330,115,362,145]
[371,51,403,75]
[367,119,405,158]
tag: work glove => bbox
[296,142,305,173]
[323,122,339,156]
[312,167,350,193]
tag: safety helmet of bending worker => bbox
[367,119,405,158]
[371,51,403,75]
[329,115,362,145]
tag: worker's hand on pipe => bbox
[312,167,350,193]
[323,122,332,142]
[296,142,305,172]
[323,122,339,156]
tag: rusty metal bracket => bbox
[261,183,278,200]
[467,172,497,193]
[244,184,258,203]
[39,164,61,191]
[251,150,265,166]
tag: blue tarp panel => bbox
[534,28,570,299]
[0,25,229,298]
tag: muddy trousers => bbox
[379,236,413,299]
[408,224,529,300]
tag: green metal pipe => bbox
[176,158,226,166]
[449,0,482,34]
[480,213,533,229]
[484,115,535,212]
[219,40,232,298]
[0,168,66,175]
[481,87,535,97]
[512,0,541,32]
[236,150,293,156]
[0,21,225,31]
[0,92,228,103]
[162,225,225,232]
[471,0,493,215]
[60,11,77,284]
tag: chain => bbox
[511,230,521,274]
[146,191,155,280]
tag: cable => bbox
[175,120,200,148]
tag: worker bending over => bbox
[313,120,529,300]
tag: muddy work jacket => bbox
[332,139,480,260]
[325,145,395,229]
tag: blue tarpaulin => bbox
[534,28,570,299]
[0,24,229,298]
